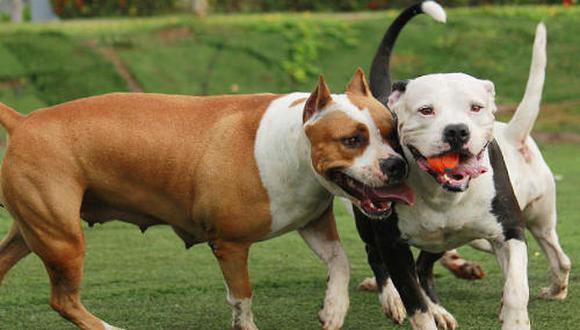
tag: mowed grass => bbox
[0,143,578,329]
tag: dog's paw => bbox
[500,307,530,330]
[102,321,126,330]
[409,311,438,330]
[318,291,349,330]
[440,252,485,280]
[357,277,378,292]
[231,323,259,330]
[539,285,568,300]
[429,303,457,330]
[379,279,406,324]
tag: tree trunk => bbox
[11,0,23,23]
[192,0,208,17]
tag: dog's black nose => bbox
[380,157,408,182]
[443,124,470,148]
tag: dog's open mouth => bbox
[328,170,415,218]
[408,145,488,192]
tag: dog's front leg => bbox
[354,207,406,324]
[494,239,530,330]
[374,230,436,330]
[211,240,258,330]
[299,206,349,330]
[417,251,457,330]
[353,208,436,330]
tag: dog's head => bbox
[303,68,414,218]
[388,73,496,192]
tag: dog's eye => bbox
[471,104,484,113]
[340,134,363,148]
[418,106,434,116]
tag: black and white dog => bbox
[348,3,571,329]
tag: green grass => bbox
[0,144,578,329]
[0,6,579,117]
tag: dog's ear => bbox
[387,80,408,110]
[346,67,371,97]
[303,75,333,123]
[481,80,497,113]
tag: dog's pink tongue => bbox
[449,157,488,178]
[366,182,415,206]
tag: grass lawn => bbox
[0,5,579,330]
[0,144,578,329]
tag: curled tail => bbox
[504,22,547,144]
[369,1,446,106]
[0,102,23,134]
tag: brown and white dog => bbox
[0,69,414,330]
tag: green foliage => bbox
[210,0,568,12]
[1,32,127,108]
[281,21,321,84]
[52,0,177,18]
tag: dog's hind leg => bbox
[0,223,31,284]
[525,193,571,300]
[439,249,485,280]
[299,206,349,330]
[4,182,122,330]
[468,239,493,253]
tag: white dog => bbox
[351,22,571,330]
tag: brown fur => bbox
[306,111,369,176]
[304,68,398,178]
[347,92,398,147]
[0,92,290,329]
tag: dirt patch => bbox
[156,26,192,43]
[98,47,143,92]
[497,100,580,143]
[532,132,580,144]
[391,54,422,67]
[84,39,143,93]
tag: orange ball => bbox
[427,153,459,174]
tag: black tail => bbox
[369,1,446,106]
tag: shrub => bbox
[51,0,177,18]
[210,0,568,12]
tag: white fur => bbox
[423,291,457,330]
[299,226,349,330]
[380,278,406,324]
[410,311,438,330]
[395,154,504,252]
[102,322,124,330]
[392,73,495,160]
[495,239,530,330]
[421,1,447,23]
[505,22,546,143]
[226,296,258,330]
[255,93,332,238]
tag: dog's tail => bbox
[369,1,446,106]
[0,102,24,134]
[504,22,547,144]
